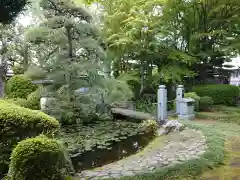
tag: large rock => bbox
[160,120,185,135]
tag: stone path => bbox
[77,129,207,179]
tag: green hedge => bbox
[6,75,37,99]
[4,98,29,108]
[193,84,239,106]
[0,100,60,177]
[199,96,213,111]
[5,88,41,110]
[8,135,66,180]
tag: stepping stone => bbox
[232,144,240,152]
[230,157,240,167]
[205,176,220,180]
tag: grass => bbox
[201,136,240,180]
[196,105,240,125]
[118,121,239,180]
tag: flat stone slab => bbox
[230,157,240,167]
[205,176,220,180]
[111,108,156,120]
[77,129,207,179]
[231,144,240,152]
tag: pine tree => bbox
[26,0,132,124]
[0,0,28,24]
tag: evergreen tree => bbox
[26,0,132,124]
[0,0,28,24]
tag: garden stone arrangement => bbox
[77,127,207,179]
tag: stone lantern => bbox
[0,63,14,97]
[31,79,55,111]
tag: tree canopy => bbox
[0,0,28,24]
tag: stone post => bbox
[0,65,6,97]
[0,76,4,97]
[40,97,57,112]
[157,85,167,124]
[176,85,184,114]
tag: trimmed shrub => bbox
[184,92,200,111]
[0,100,60,177]
[199,96,213,111]
[4,98,29,108]
[26,88,41,110]
[8,135,66,180]
[193,84,239,106]
[6,75,37,99]
[12,65,24,75]
[4,88,41,110]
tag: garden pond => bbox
[59,121,156,172]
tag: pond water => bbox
[70,132,155,172]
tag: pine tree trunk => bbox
[66,26,73,102]
[139,61,144,97]
[23,43,29,71]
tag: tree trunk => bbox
[23,43,29,71]
[139,61,144,97]
[66,26,74,102]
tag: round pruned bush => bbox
[6,75,37,99]
[0,100,60,177]
[199,96,214,111]
[8,135,66,180]
[184,92,200,112]
[4,88,42,110]
[193,84,239,106]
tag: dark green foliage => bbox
[12,65,24,75]
[8,135,66,180]
[59,120,158,157]
[6,75,37,99]
[199,96,213,111]
[193,85,239,106]
[0,0,28,24]
[136,100,156,115]
[184,92,200,112]
[0,100,60,176]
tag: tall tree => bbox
[163,0,240,83]
[26,0,132,124]
[84,0,196,97]
[0,0,28,24]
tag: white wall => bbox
[230,69,240,86]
